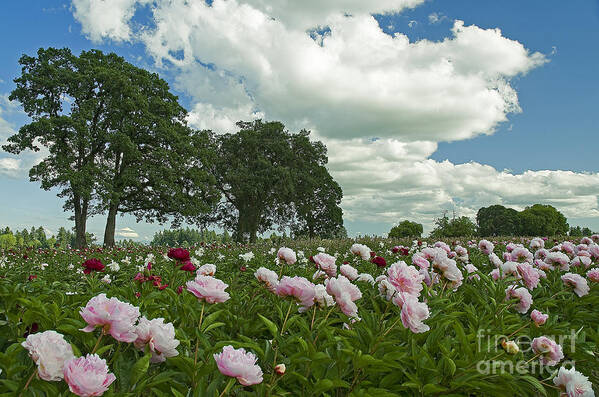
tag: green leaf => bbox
[257,314,279,338]
[130,353,151,387]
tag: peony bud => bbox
[501,340,519,355]
[274,363,286,375]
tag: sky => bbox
[1,0,598,241]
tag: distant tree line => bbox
[3,48,344,248]
[150,228,233,246]
[389,204,593,238]
[0,226,95,250]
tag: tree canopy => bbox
[4,47,218,248]
[476,204,570,236]
[388,220,423,238]
[430,213,477,238]
[205,120,344,242]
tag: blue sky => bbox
[1,0,598,240]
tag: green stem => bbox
[218,378,236,397]
[194,302,206,366]
[91,330,104,354]
[280,301,293,336]
[19,370,36,397]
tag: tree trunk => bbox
[103,201,119,247]
[73,193,88,249]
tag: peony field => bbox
[1,237,597,396]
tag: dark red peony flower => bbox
[82,258,105,274]
[239,265,247,272]
[23,322,39,337]
[177,285,184,295]
[180,261,196,272]
[372,256,387,267]
[28,274,37,281]
[370,251,376,258]
[392,246,400,254]
[400,247,409,256]
[135,292,141,298]
[168,248,190,262]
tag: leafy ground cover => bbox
[0,237,597,396]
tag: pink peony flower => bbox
[213,345,263,386]
[326,276,362,318]
[276,276,316,308]
[350,243,371,260]
[378,278,396,301]
[434,241,451,253]
[529,237,544,250]
[314,284,335,308]
[339,264,359,281]
[561,273,590,297]
[411,253,430,270]
[63,354,116,397]
[489,253,503,268]
[553,366,594,397]
[465,264,480,280]
[531,309,548,327]
[386,261,424,297]
[511,247,533,264]
[22,330,75,381]
[505,286,533,314]
[79,294,140,343]
[134,317,180,363]
[587,268,599,282]
[531,336,564,366]
[517,262,540,290]
[571,256,592,268]
[313,253,337,277]
[277,247,297,265]
[197,263,216,276]
[254,267,279,292]
[478,240,495,255]
[186,275,230,303]
[393,293,430,333]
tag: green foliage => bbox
[477,204,573,237]
[388,220,423,238]
[150,228,232,246]
[206,120,344,243]
[519,204,569,236]
[430,213,477,238]
[0,238,597,396]
[477,205,521,236]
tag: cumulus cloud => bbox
[72,0,546,143]
[69,0,599,233]
[326,138,599,230]
[428,12,447,24]
[117,227,139,238]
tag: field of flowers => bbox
[0,236,597,396]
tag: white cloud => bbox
[72,0,546,143]
[428,12,447,24]
[70,1,599,234]
[117,227,139,238]
[326,138,599,231]
[0,158,21,176]
[71,0,151,42]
